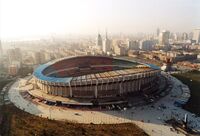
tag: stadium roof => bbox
[33,56,160,83]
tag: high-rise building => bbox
[139,40,154,51]
[113,44,127,56]
[188,32,193,40]
[157,28,160,37]
[127,40,139,50]
[182,32,188,41]
[7,48,22,64]
[96,33,103,47]
[34,51,46,64]
[0,41,3,68]
[0,40,3,58]
[172,33,178,41]
[193,28,200,44]
[159,30,170,46]
[102,31,111,53]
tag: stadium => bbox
[30,56,161,106]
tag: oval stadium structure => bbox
[31,56,161,105]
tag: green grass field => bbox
[172,70,200,116]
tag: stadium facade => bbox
[32,56,161,101]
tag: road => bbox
[8,75,200,136]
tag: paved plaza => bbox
[8,74,200,136]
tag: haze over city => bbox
[0,0,200,136]
[0,0,200,39]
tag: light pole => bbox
[2,92,5,105]
[49,107,51,119]
[49,106,53,119]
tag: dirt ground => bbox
[0,104,148,136]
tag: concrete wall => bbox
[35,70,160,99]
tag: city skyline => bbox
[1,1,200,136]
[0,0,200,39]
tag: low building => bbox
[8,64,19,76]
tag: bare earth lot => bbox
[0,104,147,136]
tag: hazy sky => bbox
[0,0,200,39]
